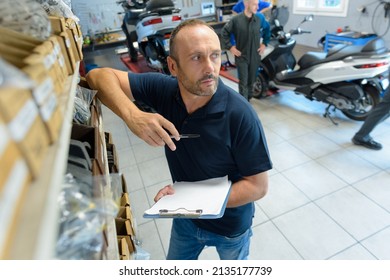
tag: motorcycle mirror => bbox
[298,14,313,28]
[305,14,314,22]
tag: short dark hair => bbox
[169,19,215,63]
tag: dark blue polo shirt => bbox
[129,72,272,237]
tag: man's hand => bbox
[86,67,180,151]
[154,184,175,202]
[127,109,180,151]
[230,45,241,57]
[257,43,266,55]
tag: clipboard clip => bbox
[159,208,203,218]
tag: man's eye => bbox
[192,55,200,61]
[211,53,220,59]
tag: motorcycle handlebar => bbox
[287,28,311,36]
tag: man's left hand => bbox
[258,43,266,55]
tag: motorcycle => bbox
[118,0,182,74]
[118,0,147,62]
[253,15,390,123]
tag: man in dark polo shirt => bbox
[86,19,272,260]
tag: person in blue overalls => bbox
[221,0,270,100]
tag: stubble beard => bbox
[178,71,219,97]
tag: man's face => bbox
[246,0,259,14]
[168,25,221,97]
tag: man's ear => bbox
[167,56,177,76]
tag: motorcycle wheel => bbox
[342,85,380,121]
[252,72,269,99]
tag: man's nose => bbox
[203,57,215,73]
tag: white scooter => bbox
[119,0,181,74]
[253,15,390,123]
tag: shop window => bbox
[293,0,349,17]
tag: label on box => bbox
[40,94,57,122]
[32,78,54,105]
[8,100,38,142]
[44,51,57,70]
[0,124,9,158]
[58,54,65,68]
[53,41,61,56]
[65,38,71,48]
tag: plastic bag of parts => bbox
[73,85,97,125]
[55,173,122,259]
[133,244,151,260]
[0,58,34,89]
[0,0,51,40]
[35,0,79,22]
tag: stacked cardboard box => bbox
[49,16,83,75]
[0,17,83,259]
[0,27,69,146]
[0,114,31,259]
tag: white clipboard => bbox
[143,176,232,219]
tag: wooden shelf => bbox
[8,63,80,259]
[6,63,120,260]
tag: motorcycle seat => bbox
[297,51,327,69]
[146,0,175,10]
[126,8,144,20]
[138,7,179,20]
[138,0,178,18]
[298,37,388,70]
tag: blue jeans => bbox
[166,219,252,260]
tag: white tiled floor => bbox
[102,78,390,260]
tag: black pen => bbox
[170,134,200,139]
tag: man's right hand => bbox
[86,67,180,151]
[127,109,180,151]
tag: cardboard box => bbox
[115,218,134,236]
[117,237,131,260]
[54,32,76,75]
[0,115,32,259]
[116,218,135,256]
[117,205,133,220]
[10,64,63,144]
[50,16,82,62]
[120,192,131,207]
[0,28,68,88]
[48,16,78,75]
[121,174,128,194]
[0,87,50,178]
[65,18,83,61]
[116,235,135,255]
[0,42,63,96]
[47,36,69,80]
[22,64,57,101]
[66,28,82,62]
[0,26,42,45]
[49,16,67,33]
[37,93,63,144]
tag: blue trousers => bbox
[166,219,252,260]
[354,87,390,141]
